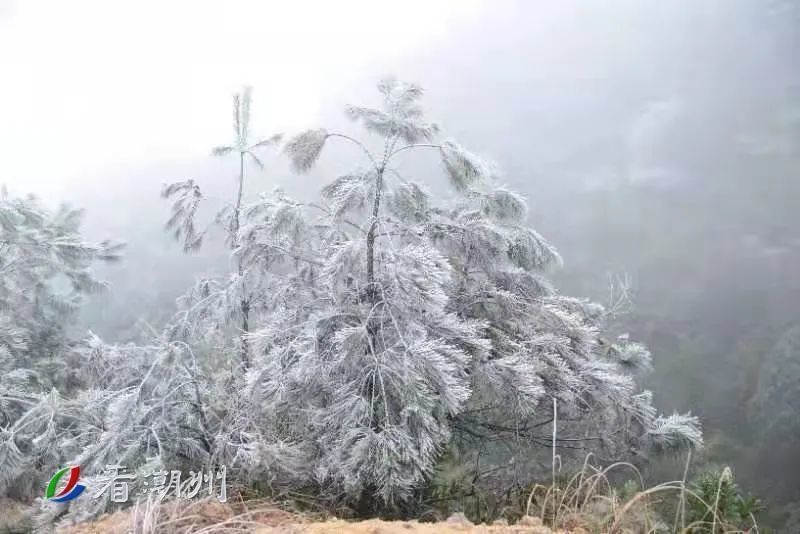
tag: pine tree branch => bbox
[326,133,380,170]
[388,143,443,159]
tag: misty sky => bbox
[0,0,484,198]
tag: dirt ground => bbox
[51,496,591,534]
[63,517,566,534]
[256,515,564,533]
[57,505,576,534]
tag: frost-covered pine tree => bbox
[227,78,703,507]
[13,79,704,527]
[0,192,206,526]
[0,189,122,500]
[162,86,282,369]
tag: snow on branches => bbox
[248,78,703,504]
[0,80,702,523]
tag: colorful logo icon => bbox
[45,466,86,502]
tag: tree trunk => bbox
[231,152,245,242]
[234,151,250,369]
[240,297,250,369]
[365,166,384,297]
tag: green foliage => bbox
[687,468,764,533]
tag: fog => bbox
[2,0,798,529]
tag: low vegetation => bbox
[50,455,762,533]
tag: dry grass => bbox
[524,453,759,533]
